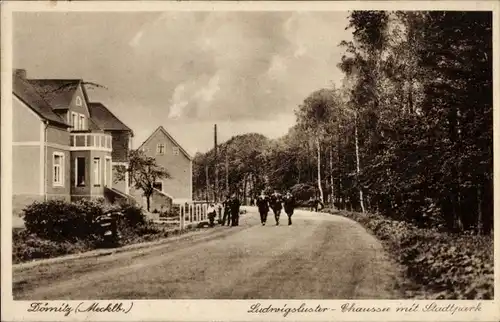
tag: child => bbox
[207,204,217,227]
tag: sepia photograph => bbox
[1,1,498,321]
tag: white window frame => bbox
[75,96,82,106]
[75,157,86,187]
[53,152,65,187]
[93,157,101,186]
[172,146,180,156]
[104,156,111,186]
[71,112,78,129]
[157,143,165,155]
[78,115,86,131]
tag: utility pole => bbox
[205,165,210,202]
[214,124,219,202]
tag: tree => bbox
[116,150,171,212]
[295,89,339,203]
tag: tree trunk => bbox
[146,195,151,212]
[316,137,324,203]
[354,114,366,213]
[477,185,482,235]
[297,159,301,184]
[337,124,343,209]
[243,174,248,205]
[329,147,334,207]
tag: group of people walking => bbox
[206,190,309,227]
[256,190,296,226]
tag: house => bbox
[12,69,133,214]
[136,126,193,204]
[88,102,133,195]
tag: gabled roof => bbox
[138,126,193,161]
[13,75,69,127]
[26,79,82,110]
[88,102,134,135]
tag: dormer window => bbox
[70,112,86,130]
[157,143,165,155]
[78,115,86,130]
[75,96,82,107]
[71,112,78,128]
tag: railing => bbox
[70,133,112,150]
[178,202,210,230]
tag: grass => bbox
[12,221,199,265]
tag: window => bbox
[157,143,165,155]
[93,158,101,186]
[172,146,180,156]
[78,115,86,130]
[153,182,163,191]
[76,157,86,186]
[71,112,78,129]
[104,157,111,186]
[71,112,87,130]
[53,153,64,186]
[75,96,82,106]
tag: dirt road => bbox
[13,208,402,299]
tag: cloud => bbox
[14,11,353,151]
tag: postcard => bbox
[1,1,499,321]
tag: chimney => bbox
[14,69,27,79]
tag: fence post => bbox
[179,204,184,230]
[189,203,194,223]
[203,203,207,222]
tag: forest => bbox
[193,11,493,234]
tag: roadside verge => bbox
[321,207,494,300]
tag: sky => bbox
[14,11,352,154]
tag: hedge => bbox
[14,199,164,263]
[322,208,494,300]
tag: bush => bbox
[15,199,186,263]
[22,199,147,242]
[23,199,104,241]
[120,203,146,227]
[322,208,494,300]
[290,183,316,203]
[12,229,93,263]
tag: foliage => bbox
[322,208,493,299]
[193,11,492,234]
[23,199,104,241]
[13,200,198,264]
[21,199,146,242]
[193,133,270,202]
[115,149,171,211]
[120,203,146,226]
[12,229,94,263]
[289,183,316,203]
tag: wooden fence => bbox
[156,201,233,230]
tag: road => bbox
[13,208,402,300]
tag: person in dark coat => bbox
[270,190,283,225]
[283,191,296,225]
[222,195,232,226]
[256,191,270,226]
[311,196,324,212]
[230,194,241,226]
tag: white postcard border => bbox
[1,1,499,322]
